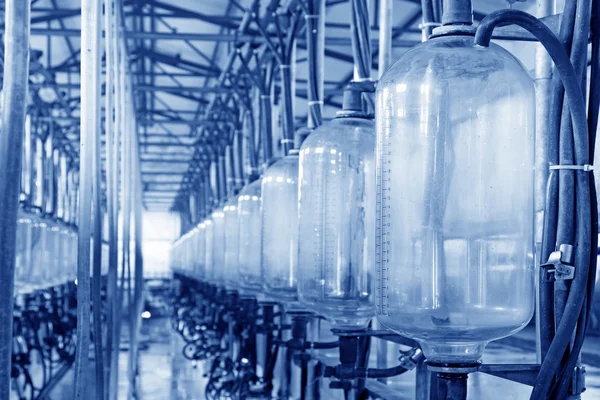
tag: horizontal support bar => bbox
[135,85,232,94]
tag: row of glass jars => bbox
[171,31,537,365]
[15,208,78,294]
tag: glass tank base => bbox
[420,341,487,364]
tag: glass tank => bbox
[47,220,62,286]
[182,231,192,277]
[261,153,300,302]
[30,216,51,290]
[68,229,78,281]
[194,222,206,280]
[237,179,262,292]
[375,35,535,363]
[15,210,35,294]
[297,117,376,330]
[223,197,240,289]
[211,209,226,285]
[204,218,214,282]
[60,225,75,283]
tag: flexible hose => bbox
[476,10,592,400]
[280,65,295,155]
[539,0,578,360]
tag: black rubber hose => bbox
[475,10,592,400]
[554,0,589,339]
[539,0,578,360]
[280,65,295,155]
[366,364,408,379]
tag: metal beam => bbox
[136,48,220,76]
[135,85,230,94]
[145,0,240,30]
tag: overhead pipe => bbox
[378,0,393,75]
[0,0,31,396]
[304,0,325,129]
[350,0,371,81]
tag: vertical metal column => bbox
[104,0,119,395]
[0,0,31,396]
[91,0,105,395]
[75,0,101,398]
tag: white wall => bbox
[142,211,181,279]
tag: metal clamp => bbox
[541,244,575,281]
[398,348,422,371]
[571,364,586,396]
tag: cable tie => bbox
[419,22,442,29]
[308,100,324,106]
[549,164,594,172]
[304,14,319,19]
[281,139,294,144]
[260,95,271,99]
[279,64,291,69]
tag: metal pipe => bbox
[131,135,144,400]
[91,0,104,394]
[104,0,118,394]
[0,0,30,396]
[378,0,393,77]
[218,153,227,203]
[260,95,274,166]
[74,0,101,398]
[44,128,56,216]
[225,144,235,197]
[306,0,325,129]
[350,0,371,80]
[441,0,473,26]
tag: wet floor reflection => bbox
[48,318,600,399]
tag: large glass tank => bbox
[223,197,240,289]
[237,179,262,291]
[297,117,376,330]
[204,218,214,282]
[47,220,63,286]
[194,222,206,280]
[261,153,300,302]
[31,216,51,290]
[60,224,75,283]
[15,210,35,294]
[211,209,226,285]
[375,35,535,363]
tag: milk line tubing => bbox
[173,0,328,199]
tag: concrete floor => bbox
[46,318,600,399]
